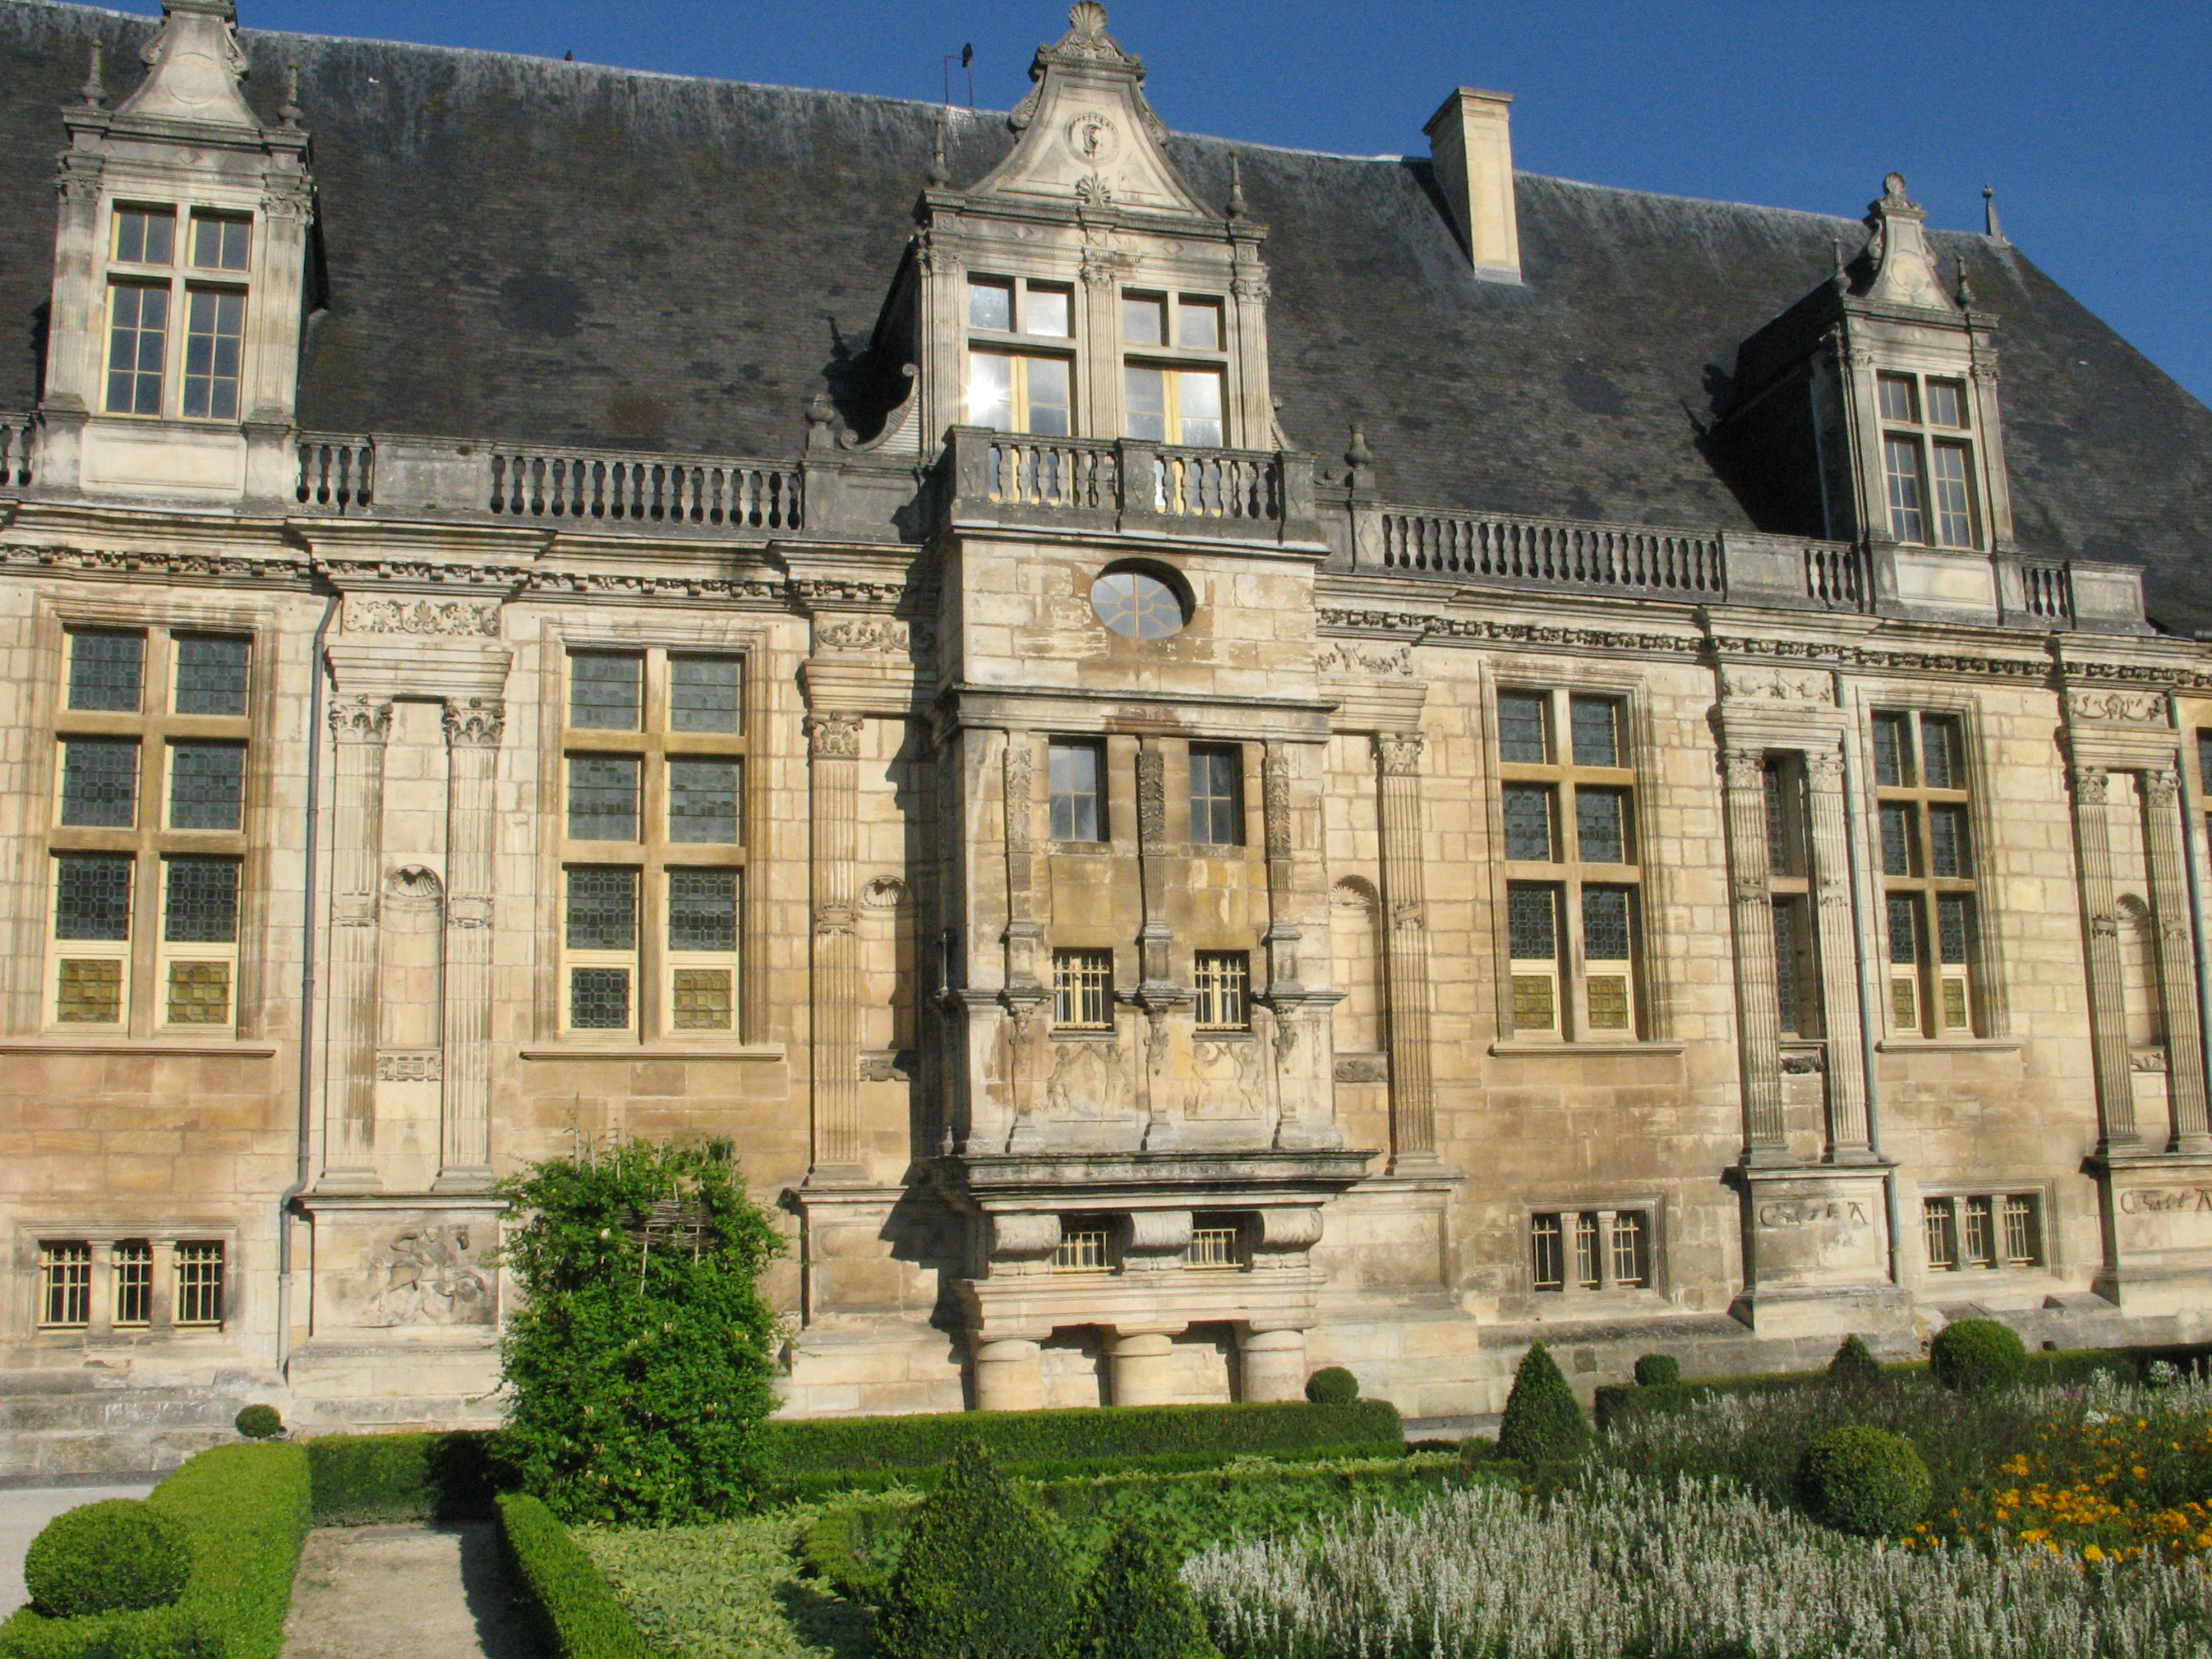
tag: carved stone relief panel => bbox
[319,1210,498,1330]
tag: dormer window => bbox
[967,276,1074,435]
[1122,291,1225,448]
[1877,371,1977,549]
[103,203,252,422]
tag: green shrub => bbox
[0,1442,311,1659]
[232,1406,282,1442]
[1065,1527,1220,1659]
[495,1493,658,1659]
[306,1431,500,1523]
[762,1399,1402,1487]
[1930,1318,2027,1394]
[1796,1425,1930,1536]
[23,1501,189,1617]
[1498,1344,1588,1463]
[497,1138,784,1525]
[877,1441,1074,1659]
[1632,1354,1679,1388]
[1827,1335,1884,1388]
[1303,1367,1359,1406]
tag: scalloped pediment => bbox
[965,3,1214,221]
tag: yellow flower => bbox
[2084,1545,2105,1563]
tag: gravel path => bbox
[280,1522,540,1659]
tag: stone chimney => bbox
[1423,88,1520,284]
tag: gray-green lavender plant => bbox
[1182,1469,2212,1659]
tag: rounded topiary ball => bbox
[234,1404,283,1440]
[1304,1366,1359,1406]
[1633,1354,1680,1388]
[1796,1426,1930,1537]
[1930,1318,2027,1394]
[24,1499,191,1618]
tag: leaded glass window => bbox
[55,854,131,940]
[164,856,238,944]
[173,635,248,715]
[1501,785,1554,860]
[669,655,741,733]
[1498,693,1549,763]
[568,651,643,730]
[667,759,739,844]
[61,738,138,828]
[169,742,245,830]
[568,754,641,841]
[667,869,737,952]
[566,867,637,952]
[68,631,143,712]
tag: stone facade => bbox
[2,1,2211,1461]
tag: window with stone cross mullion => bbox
[1875,370,1980,549]
[1496,686,1640,1039]
[561,646,745,1039]
[47,625,252,1035]
[1871,708,1978,1037]
[1763,754,1820,1039]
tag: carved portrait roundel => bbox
[1066,110,1121,166]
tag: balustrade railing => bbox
[487,449,801,530]
[1150,445,1281,521]
[1379,508,1725,596]
[985,438,1117,509]
[296,434,373,510]
[2022,561,2075,624]
[0,413,35,487]
[1802,540,1868,610]
[958,428,1299,537]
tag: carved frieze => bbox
[1720,663,1833,704]
[2066,688,2166,725]
[346,1225,494,1328]
[1315,640,1415,678]
[375,1049,443,1082]
[343,595,502,637]
[1323,608,1703,659]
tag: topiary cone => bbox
[877,1439,1074,1659]
[1826,1335,1883,1389]
[1063,1526,1220,1659]
[1498,1342,1590,1463]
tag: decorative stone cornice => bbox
[1324,607,1703,658]
[0,541,311,584]
[1714,634,2047,680]
[1314,639,1416,678]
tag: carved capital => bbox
[2070,765,2110,805]
[1720,748,1766,789]
[2143,767,2183,806]
[1374,731,1424,776]
[1231,269,1272,302]
[1804,750,1847,785]
[329,695,392,744]
[442,697,505,748]
[806,711,863,760]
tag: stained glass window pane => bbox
[1930,804,1970,878]
[164,856,239,944]
[568,652,642,731]
[568,754,640,841]
[1569,697,1620,766]
[670,655,741,733]
[667,869,737,952]
[169,742,245,830]
[1765,761,1790,876]
[1502,785,1553,861]
[1938,894,1972,965]
[166,960,231,1025]
[569,968,630,1030]
[1887,894,1920,965]
[1871,713,1911,787]
[1582,886,1631,961]
[1586,976,1630,1030]
[68,630,144,712]
[1511,975,1556,1030]
[1576,789,1627,864]
[174,634,249,715]
[55,853,132,940]
[565,867,637,952]
[668,759,739,843]
[1879,804,1914,876]
[1507,885,1557,960]
[55,960,123,1023]
[1922,717,1962,789]
[671,969,734,1031]
[1498,694,1548,763]
[61,737,139,827]
[1773,899,1802,1036]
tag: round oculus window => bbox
[1091,568,1186,639]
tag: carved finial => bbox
[1831,238,1847,292]
[1068,1,1109,37]
[927,106,950,189]
[1346,423,1373,486]
[1882,171,1911,205]
[1227,154,1247,220]
[79,40,106,108]
[1860,170,1951,311]
[805,393,836,452]
[1982,183,2007,244]
[279,61,302,128]
[1955,253,1976,308]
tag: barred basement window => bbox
[1054,948,1115,1029]
[561,647,746,1037]
[1924,1193,2043,1270]
[51,628,252,1034]
[38,1243,90,1330]
[172,1242,224,1328]
[1872,710,1979,1035]
[1498,689,1640,1039]
[1193,951,1250,1030]
[113,1241,153,1328]
[1530,1209,1655,1292]
[1187,1220,1244,1269]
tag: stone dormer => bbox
[38,0,314,504]
[905,3,1276,457]
[1723,173,2019,620]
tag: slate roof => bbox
[0,2,2208,629]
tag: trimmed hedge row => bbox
[761,1400,1403,1479]
[0,1443,311,1659]
[494,1493,658,1659]
[306,1430,499,1524]
[1592,1341,2212,1430]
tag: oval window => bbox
[1091,568,1186,639]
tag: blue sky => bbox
[100,1,2212,407]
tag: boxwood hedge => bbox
[495,1493,659,1659]
[0,1442,311,1659]
[305,1430,500,1524]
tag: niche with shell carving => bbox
[376,865,445,1072]
[1330,877,1384,1061]
[859,876,917,1072]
